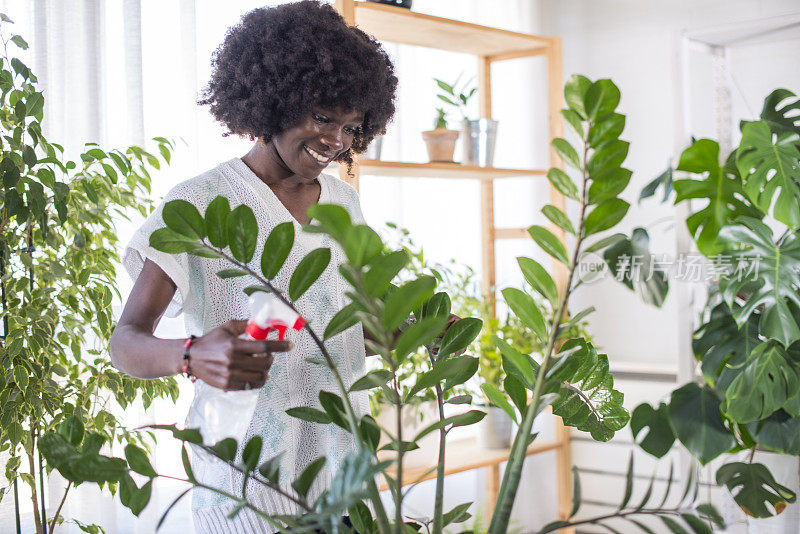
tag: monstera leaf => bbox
[723,341,800,423]
[747,409,800,455]
[692,301,761,393]
[759,88,800,137]
[602,227,669,307]
[737,120,800,228]
[545,339,630,441]
[718,217,800,347]
[717,462,797,518]
[668,383,736,465]
[673,139,761,256]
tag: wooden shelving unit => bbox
[334,0,572,526]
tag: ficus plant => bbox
[0,15,178,534]
[41,75,720,534]
[619,88,800,520]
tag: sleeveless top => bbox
[123,158,369,533]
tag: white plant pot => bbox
[476,406,513,449]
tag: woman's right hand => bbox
[187,319,293,391]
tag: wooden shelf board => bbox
[377,437,561,490]
[344,159,547,179]
[354,2,550,57]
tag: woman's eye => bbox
[344,126,356,135]
[312,113,328,123]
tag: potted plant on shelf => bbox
[421,107,459,163]
[612,88,800,530]
[435,75,498,167]
[41,75,725,534]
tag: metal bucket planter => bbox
[462,118,499,167]
[476,406,513,449]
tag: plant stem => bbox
[488,124,592,534]
[544,506,696,532]
[429,350,446,534]
[394,375,404,534]
[48,482,71,532]
[27,432,43,534]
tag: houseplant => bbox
[0,16,178,534]
[41,75,722,534]
[616,89,800,525]
[434,75,497,167]
[421,107,459,163]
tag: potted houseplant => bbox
[421,107,459,163]
[0,16,178,534]
[435,75,498,167]
[612,88,800,530]
[41,75,725,534]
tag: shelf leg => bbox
[555,416,574,533]
[485,463,500,519]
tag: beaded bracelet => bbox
[181,335,197,382]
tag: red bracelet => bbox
[181,335,197,382]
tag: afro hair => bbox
[199,0,398,167]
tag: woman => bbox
[110,1,397,531]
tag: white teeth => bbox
[305,146,330,164]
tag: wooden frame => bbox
[334,1,572,528]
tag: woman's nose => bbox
[320,127,344,151]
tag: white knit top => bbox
[123,158,369,533]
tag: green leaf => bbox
[442,502,472,526]
[438,317,482,358]
[243,436,262,472]
[258,452,284,483]
[619,453,634,510]
[660,517,689,534]
[748,409,800,455]
[342,225,383,267]
[548,339,630,441]
[149,424,203,444]
[261,222,294,279]
[204,196,230,248]
[349,369,394,392]
[363,250,408,298]
[216,268,248,279]
[588,113,625,147]
[630,402,675,458]
[668,383,735,464]
[324,303,360,340]
[307,203,351,241]
[588,167,632,204]
[587,140,629,176]
[289,247,331,300]
[547,168,580,201]
[716,462,797,518]
[759,88,800,136]
[564,74,591,118]
[407,356,478,399]
[125,444,156,478]
[552,138,581,169]
[163,199,205,239]
[10,35,28,50]
[502,288,546,341]
[583,198,629,236]
[584,79,620,121]
[639,165,674,203]
[211,438,237,462]
[494,335,535,388]
[61,416,85,447]
[382,276,436,331]
[292,457,326,497]
[518,257,558,306]
[542,204,575,235]
[570,467,582,517]
[674,139,761,256]
[560,109,584,138]
[720,217,800,347]
[481,383,517,424]
[603,228,669,308]
[149,228,201,253]
[414,410,485,442]
[394,316,448,363]
[737,120,800,228]
[724,341,800,423]
[227,204,258,262]
[419,291,452,319]
[286,407,331,424]
[528,225,569,264]
[13,366,28,392]
[319,391,349,430]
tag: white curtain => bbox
[0,1,546,531]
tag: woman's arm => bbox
[110,259,291,390]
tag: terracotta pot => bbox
[422,128,459,163]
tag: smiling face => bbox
[271,107,364,180]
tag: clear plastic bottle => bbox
[193,292,305,445]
